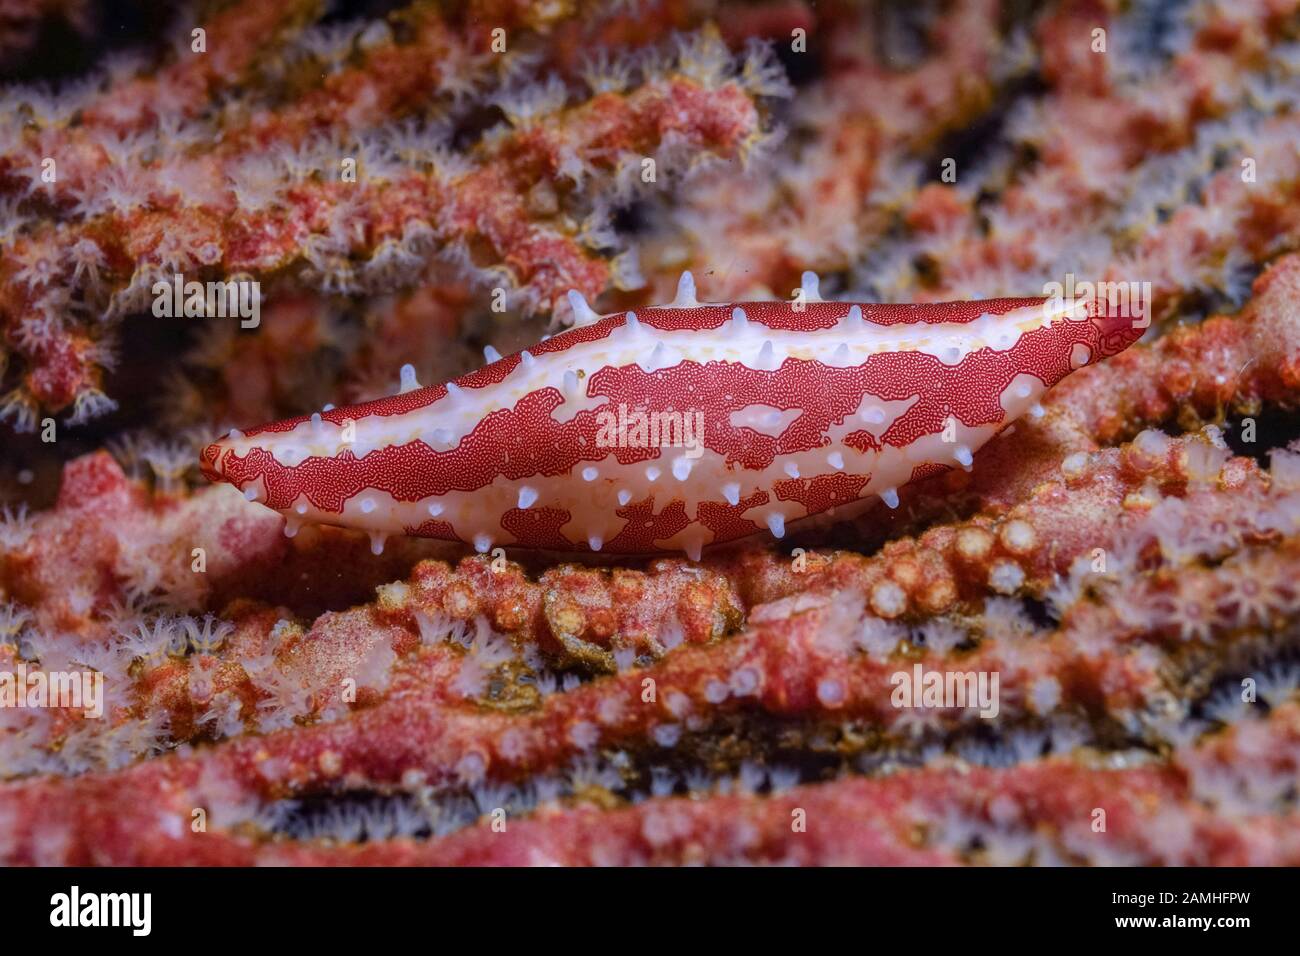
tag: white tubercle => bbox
[842,304,863,331]
[518,486,538,509]
[766,512,786,538]
[588,534,603,552]
[880,487,900,509]
[954,445,974,468]
[672,457,692,481]
[617,489,632,506]
[582,466,599,481]
[722,482,740,506]
[731,306,748,333]
[521,350,536,369]
[473,533,492,553]
[784,462,800,478]
[673,271,698,307]
[624,310,640,333]
[444,382,464,402]
[369,532,387,555]
[938,343,967,366]
[827,451,844,470]
[428,502,443,517]
[399,364,420,393]
[483,345,502,363]
[800,271,822,302]
[567,289,600,327]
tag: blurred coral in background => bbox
[1,0,1299,864]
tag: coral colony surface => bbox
[1,0,1299,868]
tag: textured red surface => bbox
[3,0,1300,870]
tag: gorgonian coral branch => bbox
[1,698,1295,865]
[0,16,778,427]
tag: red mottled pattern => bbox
[775,473,870,512]
[910,462,952,482]
[402,518,462,542]
[698,489,771,543]
[205,295,1142,553]
[232,297,1045,437]
[501,507,576,550]
[606,497,692,553]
